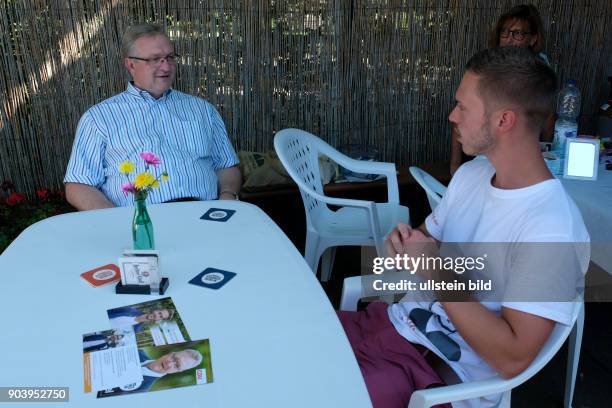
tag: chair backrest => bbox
[273,129,331,227]
[409,166,447,211]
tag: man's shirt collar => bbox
[126,82,173,100]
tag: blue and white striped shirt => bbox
[64,83,239,206]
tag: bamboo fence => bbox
[1,0,611,194]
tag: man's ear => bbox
[123,58,135,76]
[495,109,517,133]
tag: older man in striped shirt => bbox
[64,24,242,210]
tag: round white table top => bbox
[0,201,371,407]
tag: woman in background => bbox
[490,4,549,63]
[450,4,554,175]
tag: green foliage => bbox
[0,181,75,254]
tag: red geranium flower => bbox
[6,192,26,206]
[36,188,50,199]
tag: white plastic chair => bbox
[274,128,409,282]
[340,275,584,408]
[409,166,447,211]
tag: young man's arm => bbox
[385,223,555,379]
[442,301,554,378]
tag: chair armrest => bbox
[297,184,382,226]
[298,183,385,254]
[428,177,447,196]
[407,377,510,408]
[335,157,397,179]
[333,158,400,204]
[409,166,447,199]
[340,276,363,311]
[338,157,399,204]
[340,274,417,311]
[315,139,395,176]
[317,141,400,203]
[318,193,377,211]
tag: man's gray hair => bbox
[183,349,203,369]
[121,23,168,58]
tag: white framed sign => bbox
[563,138,600,181]
[118,250,161,290]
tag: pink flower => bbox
[140,152,161,166]
[122,182,135,195]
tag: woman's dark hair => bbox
[490,4,545,53]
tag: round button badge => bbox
[93,268,118,281]
[201,272,225,284]
[208,210,228,220]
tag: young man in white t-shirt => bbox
[338,47,589,408]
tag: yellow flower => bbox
[119,160,136,174]
[134,172,156,189]
[152,180,160,188]
[161,173,169,182]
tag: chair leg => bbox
[304,233,320,275]
[564,306,584,408]
[320,247,337,282]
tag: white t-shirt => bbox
[388,158,589,407]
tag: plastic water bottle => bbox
[553,80,581,151]
[551,80,581,175]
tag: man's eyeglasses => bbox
[499,29,531,41]
[128,54,180,66]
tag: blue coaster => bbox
[201,208,236,222]
[189,268,236,290]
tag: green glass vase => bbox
[132,197,155,250]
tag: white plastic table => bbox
[0,201,371,407]
[561,166,612,274]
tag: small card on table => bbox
[200,208,236,222]
[118,250,160,286]
[81,264,121,287]
[189,268,236,290]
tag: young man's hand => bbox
[385,222,439,274]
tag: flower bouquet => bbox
[119,152,168,249]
